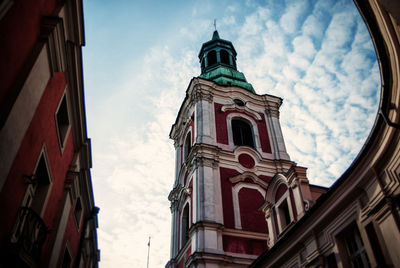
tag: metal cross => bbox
[214,19,217,31]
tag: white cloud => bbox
[280,0,309,34]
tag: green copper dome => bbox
[198,31,255,93]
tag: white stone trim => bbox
[266,174,288,203]
[228,171,269,189]
[232,183,266,229]
[195,99,214,145]
[271,117,290,160]
[221,103,262,121]
[49,190,73,267]
[0,46,51,192]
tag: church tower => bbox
[166,31,325,268]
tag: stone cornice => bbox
[221,103,262,120]
[228,171,269,189]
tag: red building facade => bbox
[166,31,325,267]
[0,1,99,267]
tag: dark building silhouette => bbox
[0,0,99,267]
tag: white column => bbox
[170,202,179,258]
[201,164,216,221]
[49,191,72,267]
[174,142,180,185]
[195,97,214,146]
[266,211,275,246]
[271,117,290,160]
[291,184,305,218]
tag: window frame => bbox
[23,146,53,217]
[11,146,53,245]
[179,200,191,249]
[274,186,294,234]
[183,131,192,163]
[73,197,83,230]
[232,119,255,148]
[337,223,370,268]
[232,182,266,230]
[226,114,261,152]
[55,89,71,153]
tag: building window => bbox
[220,49,230,65]
[30,153,52,216]
[183,132,191,163]
[277,199,291,229]
[207,50,217,66]
[339,225,370,268]
[74,197,83,229]
[10,151,51,261]
[55,94,70,148]
[233,99,245,106]
[181,204,190,247]
[232,119,254,148]
[61,246,72,268]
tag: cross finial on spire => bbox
[214,19,217,31]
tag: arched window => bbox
[181,204,189,246]
[232,119,254,148]
[201,59,205,70]
[220,50,230,65]
[183,132,191,162]
[207,50,217,66]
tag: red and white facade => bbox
[0,1,99,267]
[166,35,326,266]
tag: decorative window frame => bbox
[182,128,192,164]
[22,145,53,217]
[12,145,53,243]
[73,196,83,231]
[55,88,71,153]
[336,222,370,268]
[226,113,261,152]
[232,182,266,229]
[274,188,294,233]
[265,174,295,234]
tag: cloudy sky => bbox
[82,0,380,267]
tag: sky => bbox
[82,0,380,267]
